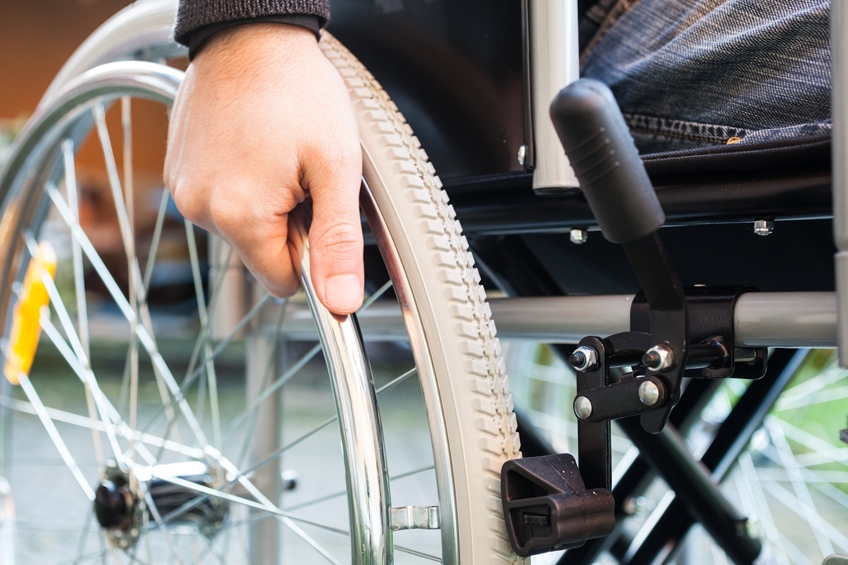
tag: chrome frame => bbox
[527,0,580,192]
[292,212,392,565]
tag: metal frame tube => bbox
[264,293,838,348]
[833,0,848,365]
[527,0,580,191]
[617,419,761,564]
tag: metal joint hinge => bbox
[389,505,440,531]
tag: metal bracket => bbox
[389,506,440,531]
[631,285,766,380]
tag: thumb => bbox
[305,160,364,316]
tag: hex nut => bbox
[754,219,774,236]
[643,345,674,371]
[570,346,599,372]
[570,228,588,245]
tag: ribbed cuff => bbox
[175,0,329,46]
[183,14,321,59]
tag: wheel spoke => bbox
[153,474,345,534]
[16,373,95,500]
[765,416,835,556]
[142,189,171,291]
[2,396,203,460]
[136,481,184,565]
[185,219,222,452]
[758,471,848,554]
[120,97,141,462]
[777,360,844,408]
[178,245,232,413]
[394,546,441,562]
[153,474,343,565]
[32,267,125,463]
[286,463,435,511]
[73,509,94,565]
[735,452,790,565]
[44,182,209,448]
[140,292,272,446]
[36,311,168,469]
[223,342,320,441]
[235,304,289,469]
[96,102,186,448]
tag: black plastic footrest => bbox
[501,454,615,556]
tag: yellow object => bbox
[4,242,57,385]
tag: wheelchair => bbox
[0,0,843,563]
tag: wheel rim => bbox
[0,62,452,564]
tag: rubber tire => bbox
[319,34,525,565]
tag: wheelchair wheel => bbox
[0,41,522,565]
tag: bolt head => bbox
[517,145,527,166]
[638,380,660,406]
[754,219,774,236]
[642,345,674,371]
[574,396,593,420]
[570,346,599,372]
[570,228,588,245]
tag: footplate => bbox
[501,454,615,556]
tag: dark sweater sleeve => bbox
[175,0,330,58]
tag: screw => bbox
[517,145,527,166]
[638,380,660,406]
[570,228,588,245]
[642,345,674,371]
[570,346,599,372]
[754,219,774,236]
[574,396,593,420]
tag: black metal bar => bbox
[616,419,761,564]
[620,348,806,565]
[577,337,612,491]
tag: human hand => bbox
[165,23,364,315]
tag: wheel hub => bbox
[93,462,230,549]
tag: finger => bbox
[210,185,301,299]
[303,147,364,316]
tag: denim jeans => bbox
[580,0,831,155]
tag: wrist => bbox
[194,22,318,63]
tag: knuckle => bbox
[207,194,240,233]
[171,182,204,223]
[313,222,363,260]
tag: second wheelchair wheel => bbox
[0,37,524,565]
